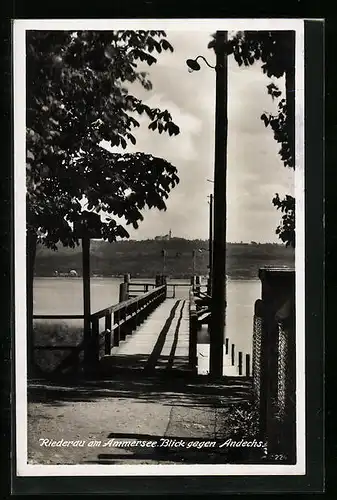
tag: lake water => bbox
[33,277,261,356]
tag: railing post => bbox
[238,351,243,375]
[136,298,144,326]
[231,343,235,366]
[157,286,162,306]
[225,337,229,355]
[119,282,128,302]
[124,273,130,299]
[245,353,251,377]
[104,313,112,355]
[195,275,201,295]
[114,310,120,347]
[119,306,127,341]
[134,300,140,328]
[91,316,100,371]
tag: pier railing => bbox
[89,285,167,370]
[33,284,167,376]
[128,280,199,299]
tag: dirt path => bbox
[27,376,254,465]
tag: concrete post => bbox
[258,267,295,460]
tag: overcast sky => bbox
[102,31,294,243]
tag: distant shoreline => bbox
[34,239,294,280]
[33,275,263,281]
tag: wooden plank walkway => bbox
[100,297,240,378]
[100,299,191,376]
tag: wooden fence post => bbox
[238,351,243,375]
[104,313,112,355]
[119,306,127,341]
[119,282,128,302]
[124,273,130,299]
[195,275,201,295]
[91,316,100,370]
[113,310,120,347]
[245,353,251,377]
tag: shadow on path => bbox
[28,373,253,409]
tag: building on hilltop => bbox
[154,229,172,241]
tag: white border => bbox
[294,22,306,476]
[14,18,305,477]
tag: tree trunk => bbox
[27,228,37,378]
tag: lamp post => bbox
[187,31,228,379]
[207,193,214,296]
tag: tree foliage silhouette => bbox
[27,30,180,248]
[26,30,181,373]
[209,31,295,247]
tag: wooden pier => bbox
[29,268,298,466]
[33,276,251,380]
[100,298,191,376]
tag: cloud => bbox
[102,30,294,242]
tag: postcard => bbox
[12,17,324,494]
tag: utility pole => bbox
[209,31,228,379]
[207,193,213,295]
[192,250,196,276]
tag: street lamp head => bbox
[186,56,216,72]
[186,58,201,72]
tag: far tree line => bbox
[34,239,294,280]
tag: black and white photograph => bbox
[14,19,306,477]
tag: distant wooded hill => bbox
[34,238,295,279]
